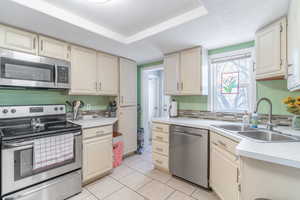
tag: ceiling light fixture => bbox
[87,0,111,4]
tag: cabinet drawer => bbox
[152,123,169,133]
[211,132,238,155]
[83,125,112,139]
[153,141,169,156]
[153,131,169,143]
[153,153,169,170]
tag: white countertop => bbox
[152,117,300,169]
[70,117,118,129]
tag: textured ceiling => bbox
[0,0,290,64]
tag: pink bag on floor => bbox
[113,141,123,168]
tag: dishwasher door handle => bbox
[173,131,202,137]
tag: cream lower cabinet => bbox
[210,132,239,200]
[118,106,137,155]
[82,126,113,183]
[152,123,170,171]
[69,45,97,95]
[255,17,287,80]
[0,24,38,54]
[38,35,70,61]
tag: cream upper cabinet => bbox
[180,48,203,95]
[164,47,208,96]
[210,132,239,200]
[69,45,97,95]
[164,53,180,95]
[118,106,137,155]
[119,58,137,106]
[0,24,38,54]
[287,0,300,91]
[97,52,119,95]
[83,134,112,183]
[38,36,70,61]
[255,17,287,80]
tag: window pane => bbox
[213,56,252,112]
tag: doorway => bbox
[141,65,170,152]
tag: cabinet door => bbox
[39,36,70,61]
[97,52,119,95]
[0,24,38,54]
[210,143,239,200]
[119,58,137,106]
[83,135,113,182]
[287,0,300,91]
[255,18,287,80]
[180,48,202,95]
[164,53,180,95]
[70,45,97,95]
[118,106,137,155]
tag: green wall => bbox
[137,41,300,116]
[0,88,112,111]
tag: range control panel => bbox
[0,105,66,119]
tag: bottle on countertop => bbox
[242,111,250,128]
[250,112,258,128]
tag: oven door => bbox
[1,132,82,196]
[0,57,55,88]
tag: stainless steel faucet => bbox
[255,97,274,131]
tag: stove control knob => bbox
[2,109,8,114]
[11,109,16,113]
[60,107,64,111]
[54,107,58,111]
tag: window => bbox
[210,49,254,113]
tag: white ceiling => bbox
[43,0,203,36]
[0,0,290,64]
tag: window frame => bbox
[208,48,256,113]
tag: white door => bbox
[38,36,70,61]
[255,19,285,79]
[119,58,137,106]
[0,24,38,54]
[119,106,137,155]
[164,53,180,95]
[288,0,300,90]
[97,52,119,95]
[180,48,202,95]
[210,144,239,200]
[69,45,97,95]
[83,135,113,182]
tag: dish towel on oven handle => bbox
[33,134,74,170]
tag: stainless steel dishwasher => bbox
[170,125,209,188]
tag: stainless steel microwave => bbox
[0,48,70,89]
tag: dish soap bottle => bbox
[250,112,258,128]
[242,111,250,130]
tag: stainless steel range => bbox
[0,105,82,200]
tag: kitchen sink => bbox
[238,130,300,142]
[214,124,256,132]
[213,124,300,142]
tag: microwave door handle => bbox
[54,64,58,87]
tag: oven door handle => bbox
[3,132,81,148]
[2,141,33,148]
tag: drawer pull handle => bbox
[155,160,163,164]
[155,127,163,131]
[156,136,163,140]
[156,148,163,152]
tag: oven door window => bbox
[1,57,55,82]
[14,146,75,181]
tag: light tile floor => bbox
[69,148,220,200]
